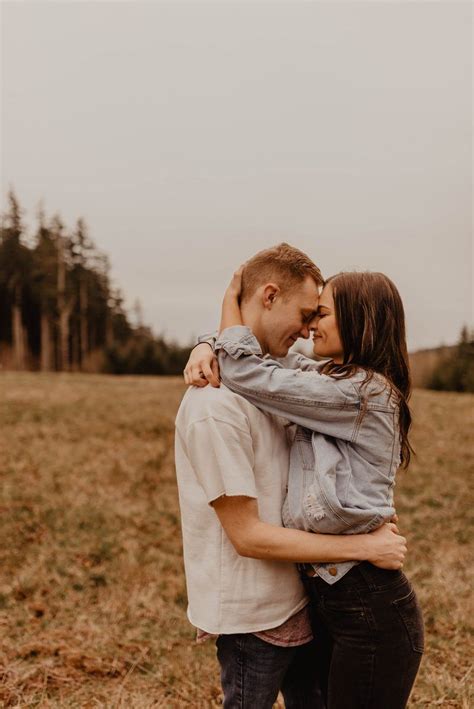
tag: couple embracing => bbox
[175,243,424,708]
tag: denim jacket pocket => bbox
[392,588,424,654]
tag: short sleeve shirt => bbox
[174,385,308,635]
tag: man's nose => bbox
[299,324,310,339]
[308,314,319,330]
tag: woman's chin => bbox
[313,344,333,361]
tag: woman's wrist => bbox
[220,292,243,331]
[192,341,214,353]
[223,289,240,302]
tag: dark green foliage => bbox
[0,190,191,375]
[429,326,474,392]
[104,332,191,376]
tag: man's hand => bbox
[365,523,407,570]
[184,343,220,388]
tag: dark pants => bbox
[302,562,424,709]
[216,633,326,708]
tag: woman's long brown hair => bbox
[321,272,413,468]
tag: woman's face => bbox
[310,283,344,363]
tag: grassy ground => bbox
[0,373,472,707]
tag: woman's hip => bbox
[302,563,424,653]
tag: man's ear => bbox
[262,283,280,309]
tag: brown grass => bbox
[0,373,472,707]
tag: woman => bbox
[186,268,424,708]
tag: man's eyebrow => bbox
[302,308,318,322]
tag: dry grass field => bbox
[0,373,472,708]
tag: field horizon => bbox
[1,372,472,707]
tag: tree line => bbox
[428,326,474,393]
[0,191,191,375]
[2,190,471,386]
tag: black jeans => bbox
[216,633,326,708]
[302,562,424,709]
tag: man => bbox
[175,243,406,708]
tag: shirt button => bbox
[328,567,338,576]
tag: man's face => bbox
[262,276,320,357]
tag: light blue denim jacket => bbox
[214,326,400,584]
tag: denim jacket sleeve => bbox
[197,332,323,371]
[197,331,218,350]
[215,326,362,442]
[276,351,328,372]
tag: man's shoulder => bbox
[176,385,273,430]
[182,383,246,408]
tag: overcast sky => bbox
[1,0,472,350]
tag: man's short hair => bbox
[241,243,323,303]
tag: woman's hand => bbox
[224,265,245,300]
[365,523,407,570]
[183,343,220,388]
[220,265,245,332]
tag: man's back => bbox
[175,384,307,634]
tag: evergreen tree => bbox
[70,218,94,369]
[0,191,33,369]
[0,191,191,375]
[31,206,57,370]
[51,215,75,371]
[429,326,474,393]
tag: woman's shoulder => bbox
[359,371,399,407]
[328,368,397,406]
[304,364,398,410]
